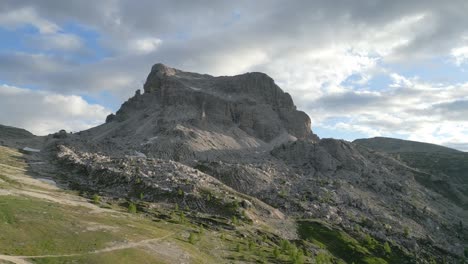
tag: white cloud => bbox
[259,46,378,105]
[0,85,110,135]
[0,7,59,33]
[130,37,162,54]
[30,33,84,51]
[451,46,468,66]
[309,73,468,150]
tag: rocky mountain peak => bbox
[110,64,318,149]
[143,63,177,93]
[151,63,177,76]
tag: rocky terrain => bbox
[1,64,467,263]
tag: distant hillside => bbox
[0,124,34,139]
[353,137,461,154]
[354,137,468,209]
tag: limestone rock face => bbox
[143,63,177,93]
[113,63,318,149]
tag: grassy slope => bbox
[297,220,413,264]
[0,146,223,263]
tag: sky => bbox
[1,1,468,151]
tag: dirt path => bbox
[0,233,174,264]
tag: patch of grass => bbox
[0,146,27,169]
[0,196,168,256]
[297,220,411,264]
[31,248,167,264]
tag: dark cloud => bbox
[311,91,384,112]
[0,0,467,96]
[425,100,468,121]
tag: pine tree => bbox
[128,203,137,213]
[383,241,392,255]
[188,232,196,244]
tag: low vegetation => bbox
[297,220,413,264]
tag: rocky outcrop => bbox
[123,63,317,143]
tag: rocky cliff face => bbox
[117,63,316,143]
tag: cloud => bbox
[130,37,162,54]
[0,6,59,33]
[27,33,84,52]
[0,1,468,149]
[308,74,468,150]
[451,45,468,65]
[0,85,111,135]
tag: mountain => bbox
[0,64,467,263]
[353,137,461,154]
[354,137,468,210]
[0,124,44,150]
[0,124,34,139]
[73,63,317,159]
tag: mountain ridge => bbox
[354,136,462,154]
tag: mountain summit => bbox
[87,64,318,159]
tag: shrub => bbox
[177,188,184,196]
[92,194,101,204]
[279,189,287,198]
[139,192,144,200]
[403,226,410,238]
[236,243,242,252]
[188,232,196,244]
[273,247,281,259]
[231,200,240,210]
[315,252,333,264]
[290,248,304,264]
[179,212,186,223]
[128,203,137,214]
[248,240,255,250]
[383,241,391,255]
[280,239,291,252]
[231,216,239,225]
[364,234,378,250]
[258,251,267,263]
